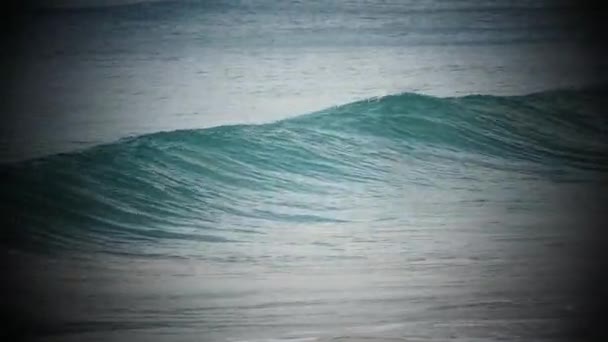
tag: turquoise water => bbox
[2,89,606,341]
[2,1,608,341]
[3,89,608,253]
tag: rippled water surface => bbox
[2,1,607,341]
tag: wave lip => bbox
[2,87,607,254]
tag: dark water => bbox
[2,1,608,341]
[4,0,606,161]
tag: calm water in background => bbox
[2,1,608,341]
[3,0,605,161]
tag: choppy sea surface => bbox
[2,1,608,341]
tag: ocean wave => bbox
[2,87,607,254]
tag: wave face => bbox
[2,88,608,255]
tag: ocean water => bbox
[2,1,608,341]
[4,0,607,161]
